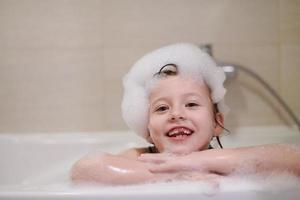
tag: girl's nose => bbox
[169,108,186,121]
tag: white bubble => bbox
[122,43,229,140]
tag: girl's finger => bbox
[138,153,169,164]
[149,162,181,173]
[149,160,200,173]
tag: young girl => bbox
[71,43,300,185]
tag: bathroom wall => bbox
[0,0,299,133]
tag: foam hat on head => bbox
[121,43,228,142]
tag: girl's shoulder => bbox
[119,147,150,160]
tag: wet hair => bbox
[153,63,230,149]
[153,63,178,77]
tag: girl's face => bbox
[148,76,223,154]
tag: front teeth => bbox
[168,128,192,137]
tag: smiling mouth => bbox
[166,127,194,137]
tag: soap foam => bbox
[122,43,228,140]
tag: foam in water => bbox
[14,173,300,195]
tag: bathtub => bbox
[1,125,300,200]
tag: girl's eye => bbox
[186,102,199,107]
[155,105,168,112]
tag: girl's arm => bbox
[71,152,157,185]
[71,148,182,185]
[139,144,300,176]
[70,149,224,185]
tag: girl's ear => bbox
[146,129,154,144]
[214,112,224,136]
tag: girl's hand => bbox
[138,152,208,173]
[138,144,300,179]
[138,152,223,186]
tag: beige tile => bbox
[280,45,300,121]
[0,0,291,133]
[102,81,128,130]
[0,0,104,48]
[102,45,163,80]
[0,48,105,132]
[280,0,300,44]
[102,0,278,47]
[214,44,284,127]
[225,76,284,128]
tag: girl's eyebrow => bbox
[150,97,167,106]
